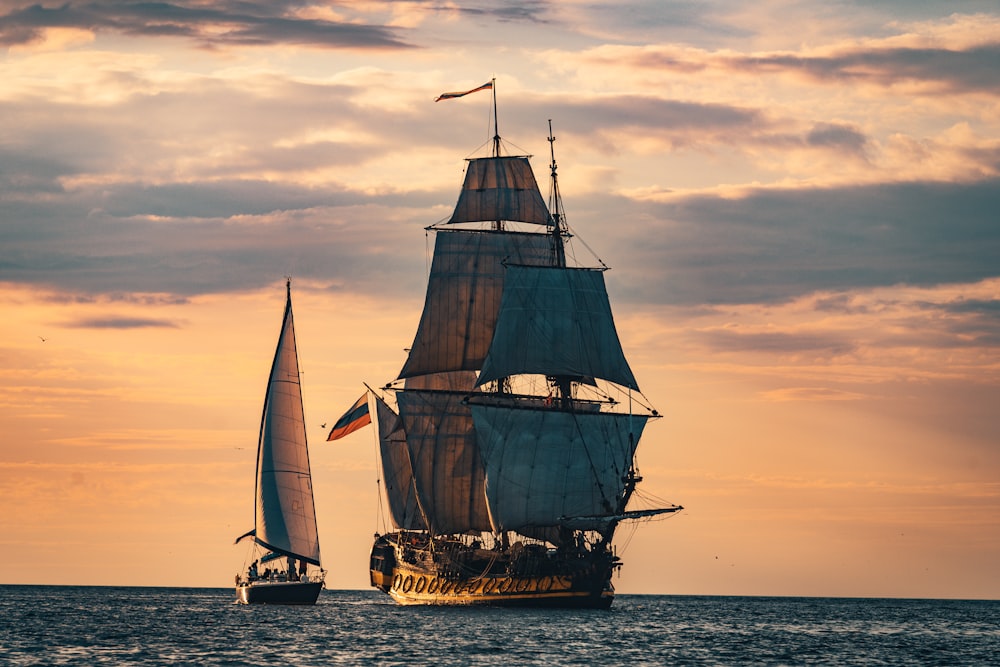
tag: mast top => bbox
[547,119,561,227]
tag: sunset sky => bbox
[2,0,998,600]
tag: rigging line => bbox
[373,424,387,535]
[424,229,431,280]
[571,411,616,512]
[562,223,608,269]
[465,136,493,159]
[632,486,681,508]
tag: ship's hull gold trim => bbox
[371,538,616,609]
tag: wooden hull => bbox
[385,566,613,608]
[369,534,616,608]
[236,580,323,605]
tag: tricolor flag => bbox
[327,393,371,441]
[435,80,493,102]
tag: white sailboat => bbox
[235,280,325,605]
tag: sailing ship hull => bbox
[236,580,323,605]
[369,533,615,609]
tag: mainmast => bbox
[491,78,503,231]
[491,77,500,159]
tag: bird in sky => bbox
[38,336,47,342]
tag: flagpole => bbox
[492,77,499,157]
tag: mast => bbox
[546,120,572,405]
[491,77,500,159]
[491,78,503,231]
[547,119,566,268]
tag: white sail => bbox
[253,285,321,565]
[448,156,552,225]
[476,265,640,390]
[372,392,426,531]
[471,404,647,532]
[398,229,556,380]
[396,389,492,535]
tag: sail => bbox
[471,404,648,532]
[372,392,426,531]
[398,229,556,380]
[396,389,492,535]
[448,156,552,225]
[253,287,321,565]
[476,265,640,390]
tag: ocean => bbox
[1,586,997,666]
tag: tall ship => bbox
[365,85,681,608]
[235,280,326,605]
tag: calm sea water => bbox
[1,586,997,666]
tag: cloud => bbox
[759,387,865,402]
[0,1,414,49]
[446,1,553,24]
[608,178,1000,306]
[806,122,869,157]
[1,4,997,311]
[697,329,857,356]
[572,27,1000,96]
[727,44,1000,95]
[62,316,181,329]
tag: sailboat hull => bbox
[236,580,323,605]
[369,533,616,609]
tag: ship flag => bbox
[435,81,493,102]
[327,392,371,441]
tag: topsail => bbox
[448,157,552,226]
[475,265,640,390]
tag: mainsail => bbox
[471,406,647,532]
[247,283,321,566]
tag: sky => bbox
[2,0,998,599]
